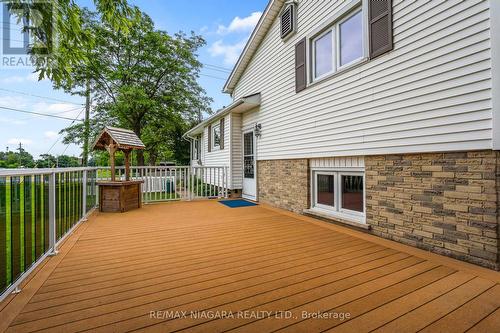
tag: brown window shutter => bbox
[219,118,225,150]
[207,124,212,152]
[295,37,306,92]
[368,0,393,59]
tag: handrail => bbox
[0,167,97,176]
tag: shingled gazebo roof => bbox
[92,127,145,151]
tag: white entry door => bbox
[242,131,257,200]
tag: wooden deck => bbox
[1,200,499,333]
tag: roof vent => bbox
[280,3,296,39]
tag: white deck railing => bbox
[0,165,228,302]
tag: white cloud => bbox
[7,138,32,145]
[217,12,262,35]
[208,11,261,66]
[208,39,247,66]
[0,73,39,84]
[0,96,28,108]
[32,102,83,119]
[0,117,26,125]
[44,131,58,139]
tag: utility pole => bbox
[82,79,91,166]
[18,142,22,167]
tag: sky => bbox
[0,0,267,159]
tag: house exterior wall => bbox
[257,151,500,270]
[189,0,500,269]
[258,159,310,213]
[200,115,232,186]
[231,0,493,160]
[192,107,263,191]
[365,150,499,270]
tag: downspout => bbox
[182,133,193,165]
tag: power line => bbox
[0,87,84,106]
[198,73,227,81]
[17,106,84,121]
[37,107,85,166]
[201,63,232,72]
[202,67,231,74]
[0,105,84,121]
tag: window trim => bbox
[311,169,366,223]
[192,137,198,160]
[312,28,335,80]
[313,171,337,211]
[338,172,366,217]
[309,4,368,84]
[336,9,365,70]
[211,123,221,151]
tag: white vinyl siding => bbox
[202,115,231,185]
[231,113,243,189]
[241,108,260,134]
[311,156,364,169]
[232,0,493,160]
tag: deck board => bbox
[0,201,499,333]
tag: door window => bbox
[244,132,254,179]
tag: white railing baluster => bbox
[48,172,57,255]
[82,170,87,218]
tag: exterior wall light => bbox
[255,123,262,137]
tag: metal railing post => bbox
[82,169,88,220]
[48,172,58,256]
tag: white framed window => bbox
[192,136,200,160]
[313,29,334,79]
[211,124,221,150]
[312,8,365,81]
[313,171,337,211]
[312,169,365,222]
[339,172,365,217]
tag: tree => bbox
[34,154,79,168]
[35,154,57,168]
[0,149,34,168]
[2,0,138,86]
[55,155,80,167]
[59,10,211,165]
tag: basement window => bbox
[312,170,365,222]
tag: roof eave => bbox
[184,94,261,137]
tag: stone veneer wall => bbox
[257,159,309,213]
[365,151,500,270]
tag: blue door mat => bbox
[219,199,258,208]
